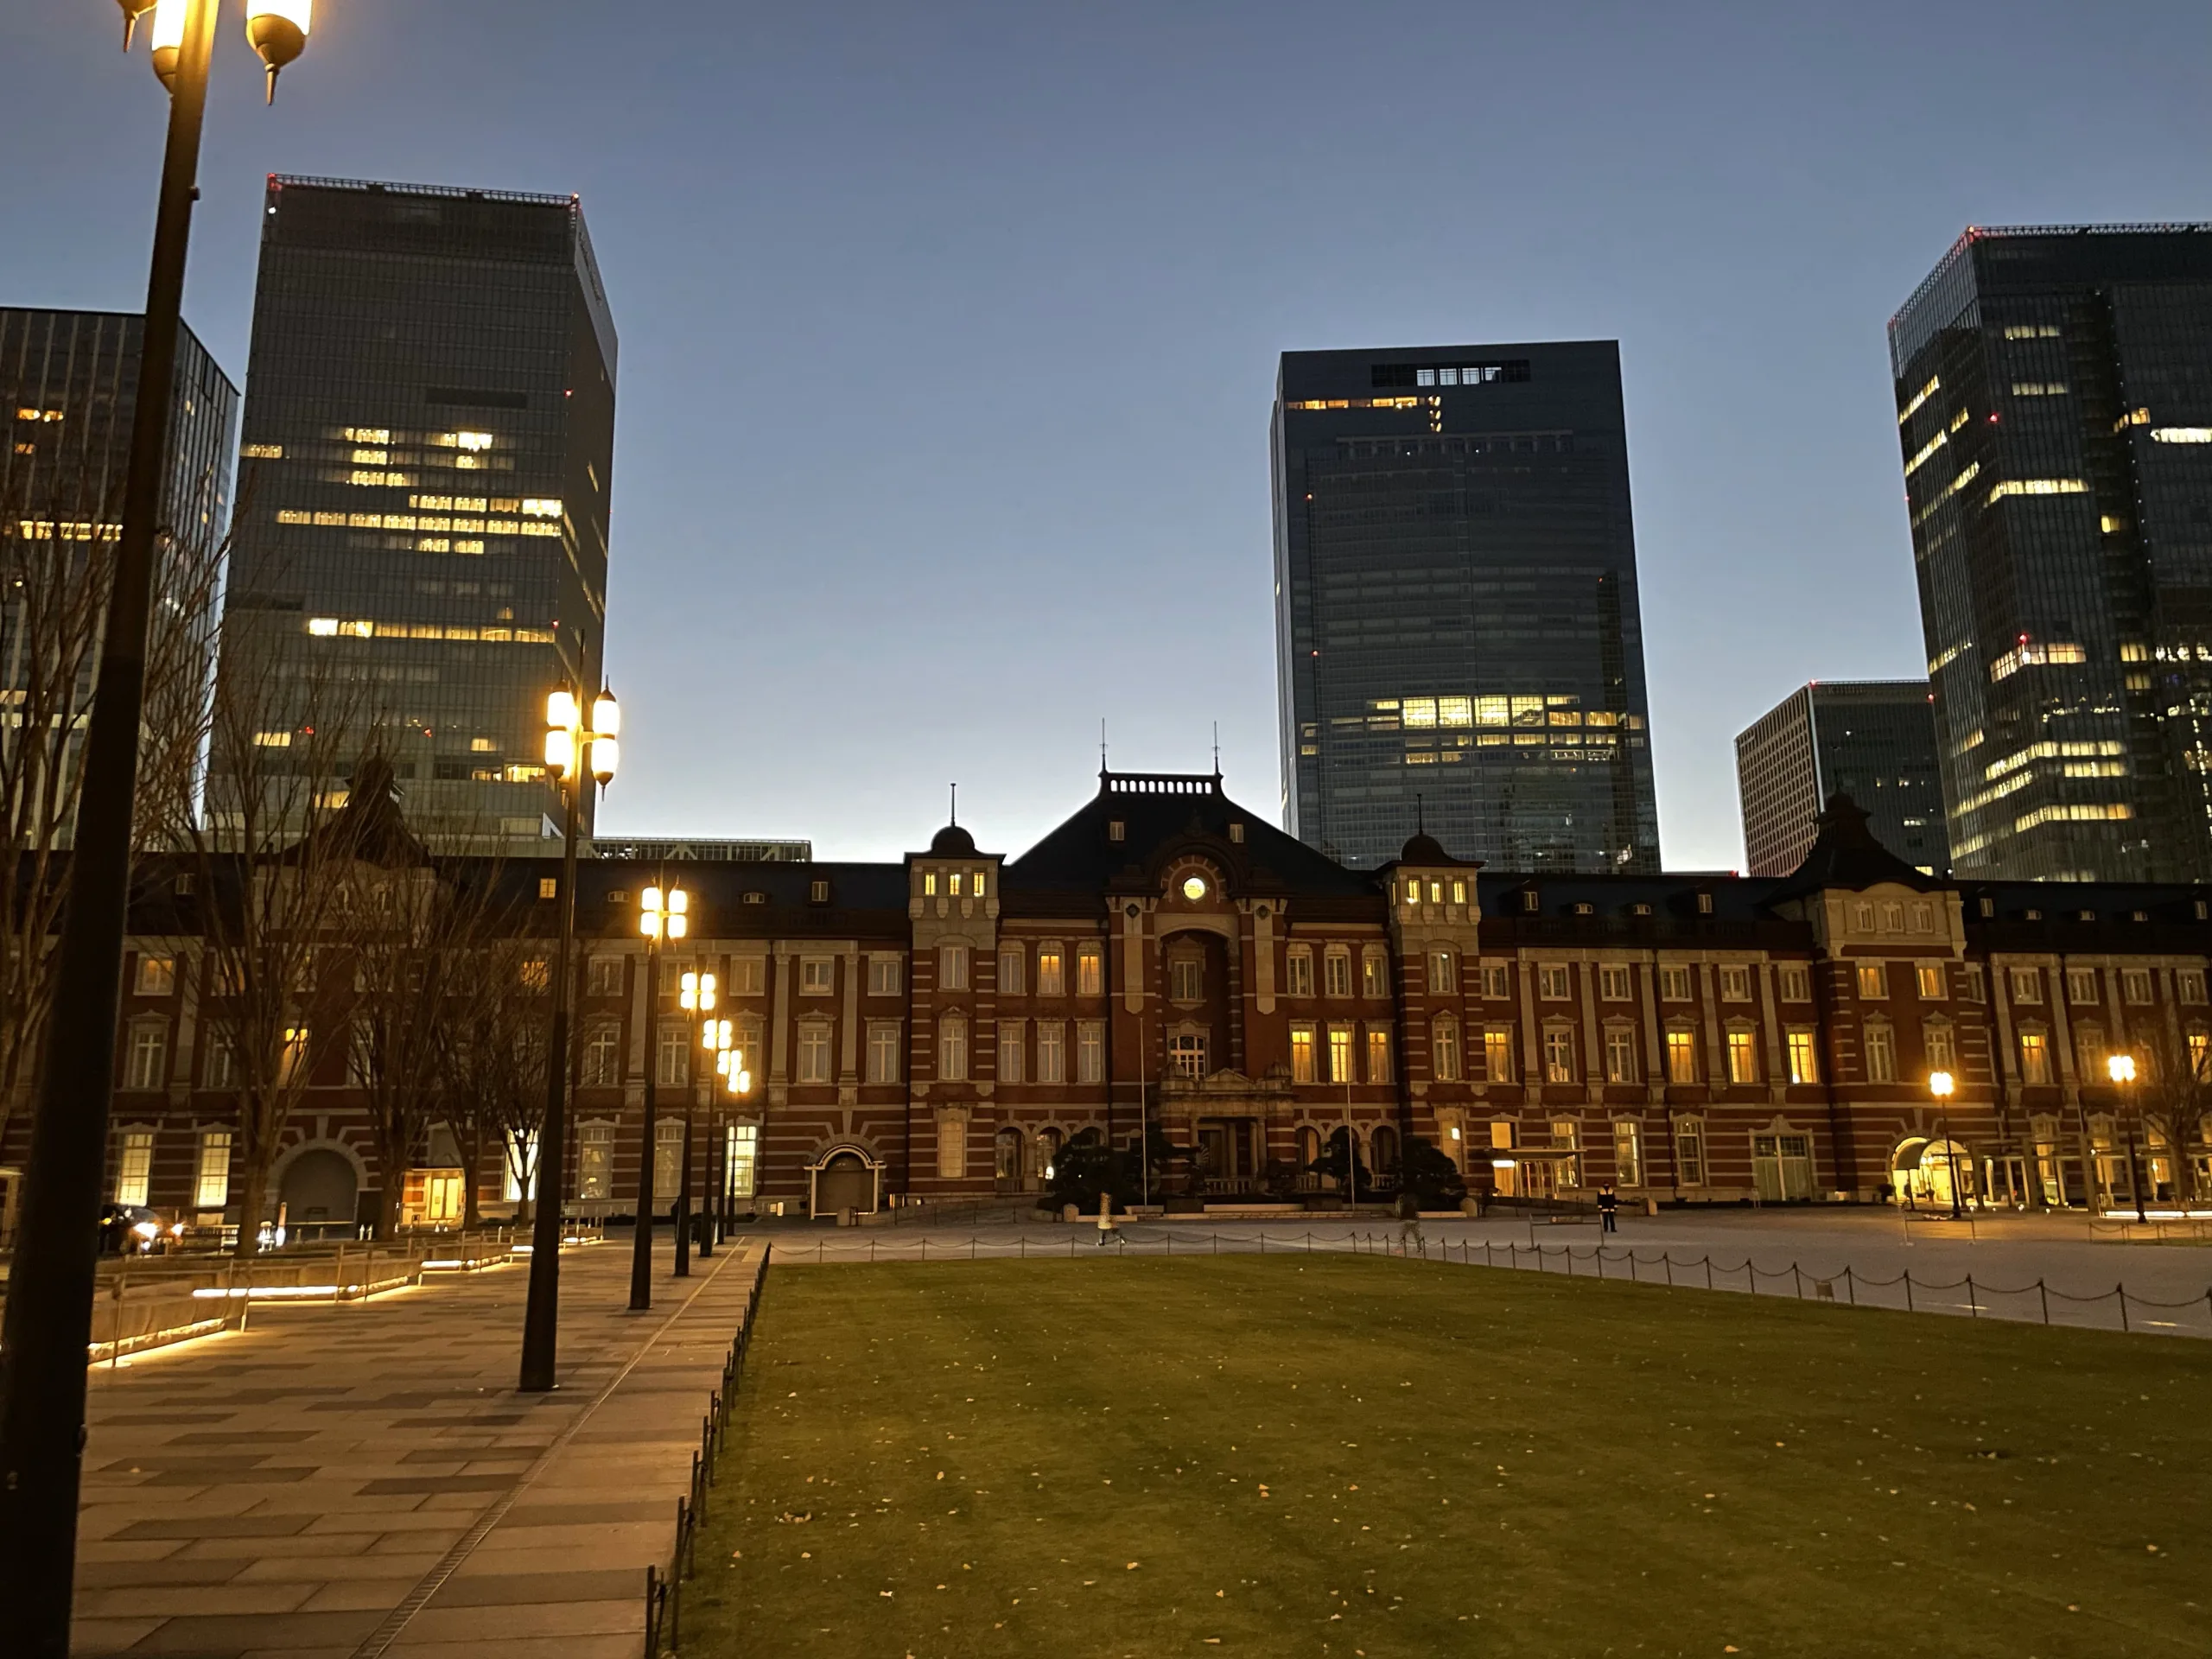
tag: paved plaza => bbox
[73,1236,760,1659]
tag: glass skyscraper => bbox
[1272,341,1660,871]
[1735,680,1949,877]
[1891,224,2212,883]
[3,308,238,844]
[219,175,617,842]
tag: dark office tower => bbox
[220,175,617,842]
[2,308,238,844]
[1736,681,1950,877]
[1273,341,1660,871]
[1892,224,2212,883]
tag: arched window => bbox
[994,1127,1024,1181]
[1036,1127,1063,1180]
[1371,1123,1401,1175]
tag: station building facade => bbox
[64,771,2212,1229]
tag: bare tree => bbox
[152,620,372,1254]
[0,457,224,1153]
[437,920,550,1230]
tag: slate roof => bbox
[1002,772,1376,901]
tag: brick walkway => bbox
[73,1235,763,1659]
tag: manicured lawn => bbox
[683,1256,2210,1658]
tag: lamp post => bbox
[716,1044,752,1231]
[675,973,718,1277]
[2108,1052,2147,1224]
[630,882,685,1308]
[1929,1070,1961,1220]
[0,6,315,1643]
[518,685,618,1392]
[694,1008,731,1261]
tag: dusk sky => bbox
[7,2,2210,869]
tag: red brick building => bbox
[60,772,2212,1230]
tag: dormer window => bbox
[1109,820,1126,842]
[810,880,830,904]
[1696,893,1714,916]
[1229,823,1245,843]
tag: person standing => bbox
[1597,1183,1619,1234]
[1395,1189,1424,1255]
[1096,1192,1117,1247]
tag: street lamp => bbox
[2108,1052,2147,1224]
[676,974,718,1276]
[630,882,685,1309]
[518,683,618,1393]
[715,1042,753,1234]
[1,5,319,1643]
[1929,1070,1961,1220]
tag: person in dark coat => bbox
[1597,1183,1619,1234]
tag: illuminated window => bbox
[1076,945,1102,997]
[1037,948,1065,996]
[2150,427,2212,444]
[522,497,563,518]
[1664,1028,1699,1084]
[242,442,283,459]
[134,954,176,996]
[1366,1027,1392,1084]
[114,1130,155,1205]
[1725,1029,1758,1084]
[1290,1023,1317,1084]
[192,1130,232,1211]
[1986,478,2087,505]
[1328,1023,1356,1084]
[2018,1030,2051,1085]
[1856,963,1888,1000]
[1484,1027,1514,1083]
[1916,964,1946,1000]
[1786,1029,1819,1084]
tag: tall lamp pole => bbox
[1929,1070,1961,1220]
[715,1042,753,1230]
[2108,1052,2147,1224]
[0,4,315,1644]
[519,686,618,1391]
[629,882,685,1308]
[675,970,718,1276]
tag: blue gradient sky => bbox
[7,3,2210,868]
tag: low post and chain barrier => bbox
[645,1244,772,1657]
[760,1226,2212,1338]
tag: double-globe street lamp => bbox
[677,973,719,1276]
[518,687,619,1392]
[630,883,686,1309]
[714,1036,753,1237]
[0,5,317,1645]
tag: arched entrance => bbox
[994,1128,1027,1195]
[279,1147,358,1226]
[808,1147,880,1219]
[1892,1137,1973,1208]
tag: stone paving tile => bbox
[75,1237,763,1654]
